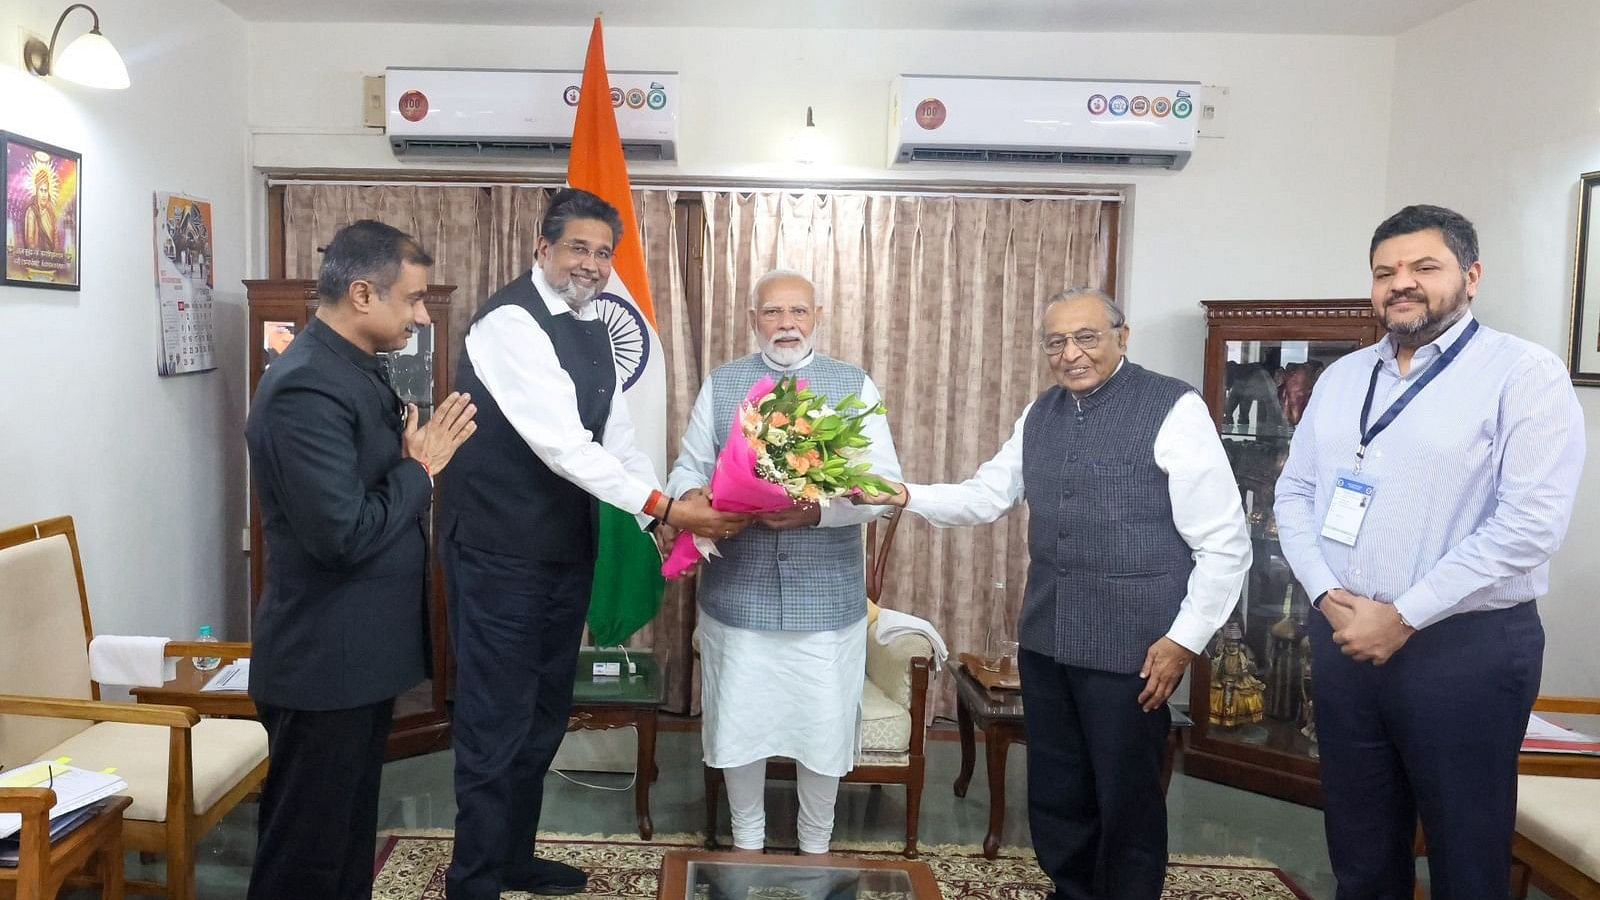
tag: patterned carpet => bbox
[372,832,1312,900]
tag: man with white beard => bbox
[440,189,747,900]
[667,270,903,853]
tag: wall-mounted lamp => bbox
[23,4,130,90]
[793,106,825,164]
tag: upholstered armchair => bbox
[0,516,269,900]
[1511,696,1600,900]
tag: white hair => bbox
[1043,287,1126,332]
[749,269,815,309]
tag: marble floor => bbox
[96,727,1550,899]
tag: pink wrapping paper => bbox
[661,376,800,579]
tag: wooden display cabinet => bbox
[243,279,457,760]
[1183,298,1385,807]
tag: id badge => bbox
[1321,470,1376,547]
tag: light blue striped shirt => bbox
[1274,310,1586,629]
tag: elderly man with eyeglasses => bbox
[858,288,1250,900]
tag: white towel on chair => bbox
[873,608,950,671]
[88,635,177,687]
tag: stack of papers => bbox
[1522,713,1600,755]
[0,759,128,840]
[0,798,118,866]
[201,659,249,692]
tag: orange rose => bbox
[793,417,813,436]
[768,412,791,428]
[786,451,811,474]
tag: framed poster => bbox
[3,132,81,290]
[1570,171,1600,386]
[155,192,217,375]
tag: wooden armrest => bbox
[1533,696,1600,715]
[163,640,250,661]
[0,694,199,728]
[0,787,57,816]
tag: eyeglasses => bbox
[1040,329,1117,355]
[756,306,813,322]
[555,240,614,264]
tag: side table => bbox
[0,794,132,900]
[569,649,665,840]
[130,660,255,719]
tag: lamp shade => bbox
[53,29,128,89]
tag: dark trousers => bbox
[1311,600,1543,900]
[444,539,592,900]
[246,697,394,900]
[1019,648,1171,900]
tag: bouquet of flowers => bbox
[661,374,897,579]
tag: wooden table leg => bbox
[636,709,657,840]
[982,724,1011,860]
[955,698,976,798]
[100,822,126,900]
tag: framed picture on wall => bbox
[2,132,81,290]
[1571,170,1600,385]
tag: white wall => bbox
[1386,0,1600,697]
[0,0,252,643]
[246,24,1397,386]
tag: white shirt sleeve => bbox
[465,305,657,515]
[902,403,1030,527]
[1155,392,1252,654]
[666,379,718,498]
[819,375,905,528]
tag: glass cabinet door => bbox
[1206,337,1358,759]
[385,324,436,423]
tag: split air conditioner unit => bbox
[890,75,1201,170]
[385,67,679,161]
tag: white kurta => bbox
[698,610,867,778]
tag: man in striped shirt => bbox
[1275,204,1585,900]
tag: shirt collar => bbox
[1376,308,1476,372]
[760,349,816,372]
[306,316,381,372]
[531,265,600,321]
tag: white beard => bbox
[764,334,812,367]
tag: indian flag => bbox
[569,16,668,646]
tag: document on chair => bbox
[201,659,249,692]
[1522,713,1600,755]
[0,761,128,839]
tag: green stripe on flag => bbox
[587,502,665,646]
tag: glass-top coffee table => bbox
[658,851,941,900]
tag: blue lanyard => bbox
[1355,318,1479,474]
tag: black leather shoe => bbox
[503,858,589,896]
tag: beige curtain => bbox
[282,184,494,361]
[698,190,1117,721]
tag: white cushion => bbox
[860,678,911,754]
[1516,774,1600,884]
[39,718,267,822]
[0,533,96,768]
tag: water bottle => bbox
[192,625,221,671]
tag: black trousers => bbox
[1311,600,1543,900]
[1019,649,1171,900]
[246,697,394,900]
[444,539,592,900]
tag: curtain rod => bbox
[263,174,1125,203]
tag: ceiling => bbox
[216,0,1474,35]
